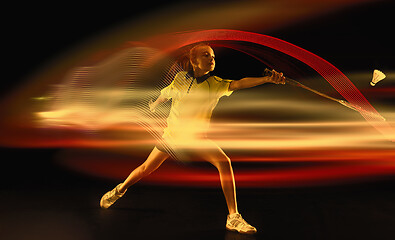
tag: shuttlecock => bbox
[370,69,386,86]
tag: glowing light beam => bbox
[145,29,394,141]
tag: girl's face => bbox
[192,46,215,73]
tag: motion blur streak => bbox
[35,63,395,187]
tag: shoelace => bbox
[106,188,122,203]
[228,214,254,230]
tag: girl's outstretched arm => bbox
[229,69,285,91]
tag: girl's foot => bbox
[100,183,126,209]
[226,213,257,234]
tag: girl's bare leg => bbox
[190,144,256,234]
[199,146,238,215]
[118,147,170,193]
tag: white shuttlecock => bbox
[370,69,386,86]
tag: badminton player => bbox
[100,43,285,234]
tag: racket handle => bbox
[263,68,300,86]
[263,68,273,77]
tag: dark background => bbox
[1,1,394,240]
[3,0,393,88]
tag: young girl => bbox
[100,43,285,234]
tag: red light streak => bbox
[59,152,395,188]
[145,29,393,141]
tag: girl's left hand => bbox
[149,99,156,112]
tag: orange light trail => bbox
[57,151,395,188]
[0,0,393,188]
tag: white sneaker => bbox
[100,183,126,209]
[226,213,257,234]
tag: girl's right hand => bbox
[270,70,286,85]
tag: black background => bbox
[1,1,394,240]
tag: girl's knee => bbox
[213,156,232,171]
[139,163,160,177]
[138,164,151,176]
